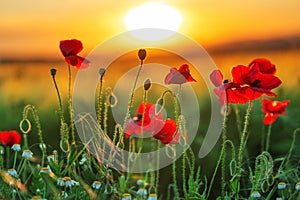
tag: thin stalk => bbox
[285,128,300,166]
[6,147,10,169]
[13,151,18,169]
[51,72,64,120]
[67,64,75,145]
[22,105,46,157]
[237,101,253,178]
[155,140,160,194]
[124,60,144,183]
[207,142,225,199]
[172,155,180,199]
[123,60,144,130]
[138,89,148,153]
[265,124,272,152]
[182,150,188,197]
[97,78,104,124]
[207,139,236,199]
[221,105,229,198]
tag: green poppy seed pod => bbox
[99,68,106,78]
[50,68,57,77]
[138,49,146,61]
[143,78,151,91]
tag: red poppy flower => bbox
[153,119,184,144]
[231,64,281,100]
[0,130,21,146]
[210,70,249,105]
[262,98,290,125]
[125,103,163,138]
[165,64,196,84]
[59,39,90,69]
[125,103,185,144]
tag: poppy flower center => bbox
[250,79,261,88]
[223,79,229,84]
[133,114,143,122]
[272,101,278,107]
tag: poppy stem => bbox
[138,89,148,154]
[237,101,253,181]
[207,140,226,199]
[182,149,188,197]
[155,140,160,194]
[6,146,10,169]
[123,60,144,130]
[67,64,76,145]
[0,149,3,169]
[51,71,64,120]
[103,88,112,135]
[285,128,300,167]
[22,105,46,156]
[13,150,18,169]
[265,124,272,152]
[97,78,104,125]
[172,152,180,199]
[221,105,229,198]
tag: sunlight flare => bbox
[124,2,183,41]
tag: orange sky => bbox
[1,0,300,59]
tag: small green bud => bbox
[99,68,106,78]
[50,68,57,76]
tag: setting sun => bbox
[124,2,183,41]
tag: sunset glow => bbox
[124,2,183,40]
[1,0,300,58]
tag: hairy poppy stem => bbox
[6,147,10,169]
[123,60,144,129]
[155,140,160,194]
[97,78,104,124]
[285,128,300,167]
[22,105,45,156]
[221,105,229,198]
[124,60,144,184]
[265,124,272,152]
[237,101,253,181]
[67,64,75,145]
[172,154,180,199]
[207,141,225,199]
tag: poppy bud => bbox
[99,68,106,78]
[50,68,57,77]
[138,49,146,61]
[143,78,151,91]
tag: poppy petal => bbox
[210,70,223,87]
[0,130,21,146]
[232,65,250,85]
[249,58,276,74]
[264,113,279,125]
[165,64,196,84]
[60,39,83,57]
[65,55,90,69]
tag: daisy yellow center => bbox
[64,176,71,181]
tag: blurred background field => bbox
[1,47,300,196]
